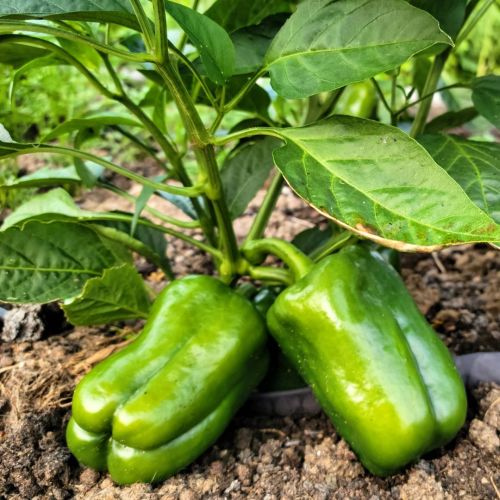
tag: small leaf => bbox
[472,75,500,129]
[0,124,13,142]
[424,107,478,134]
[0,164,103,190]
[221,137,279,219]
[132,184,157,237]
[57,38,101,70]
[205,0,292,33]
[62,264,150,325]
[0,0,138,29]
[0,221,128,303]
[120,33,146,53]
[292,225,335,255]
[157,191,198,220]
[0,36,49,67]
[232,15,285,75]
[273,116,500,250]
[9,56,69,108]
[166,1,235,84]
[265,0,451,99]
[42,115,143,142]
[419,134,500,224]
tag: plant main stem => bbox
[155,63,240,279]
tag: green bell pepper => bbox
[253,287,307,392]
[244,240,467,476]
[66,275,268,484]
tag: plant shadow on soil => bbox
[1,186,499,499]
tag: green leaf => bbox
[166,1,235,84]
[0,221,128,303]
[472,75,500,129]
[120,33,146,53]
[98,217,168,263]
[1,187,94,230]
[232,16,284,75]
[265,0,452,99]
[205,0,292,33]
[0,0,138,30]
[0,36,49,67]
[221,137,279,219]
[419,134,500,224]
[62,264,150,325]
[9,56,69,108]
[424,107,478,134]
[217,76,270,116]
[2,188,168,260]
[42,115,143,142]
[152,88,168,133]
[410,0,467,39]
[57,38,101,70]
[0,164,103,190]
[292,225,335,255]
[0,124,13,142]
[273,116,500,250]
[156,192,197,220]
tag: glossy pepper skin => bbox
[267,245,467,476]
[66,275,268,484]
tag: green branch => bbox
[243,238,313,283]
[211,127,283,146]
[101,183,201,229]
[0,35,115,99]
[91,223,174,279]
[152,0,169,63]
[129,0,155,52]
[0,21,151,62]
[248,266,293,286]
[1,144,205,197]
[245,173,284,243]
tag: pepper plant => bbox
[0,0,499,484]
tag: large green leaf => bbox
[419,134,500,224]
[2,188,168,262]
[272,116,500,250]
[0,221,129,303]
[410,0,467,39]
[265,0,451,99]
[472,75,500,129]
[1,187,95,229]
[62,264,150,325]
[221,137,279,219]
[166,2,235,84]
[205,0,291,33]
[0,0,137,29]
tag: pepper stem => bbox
[243,238,313,283]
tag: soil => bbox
[1,171,499,499]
